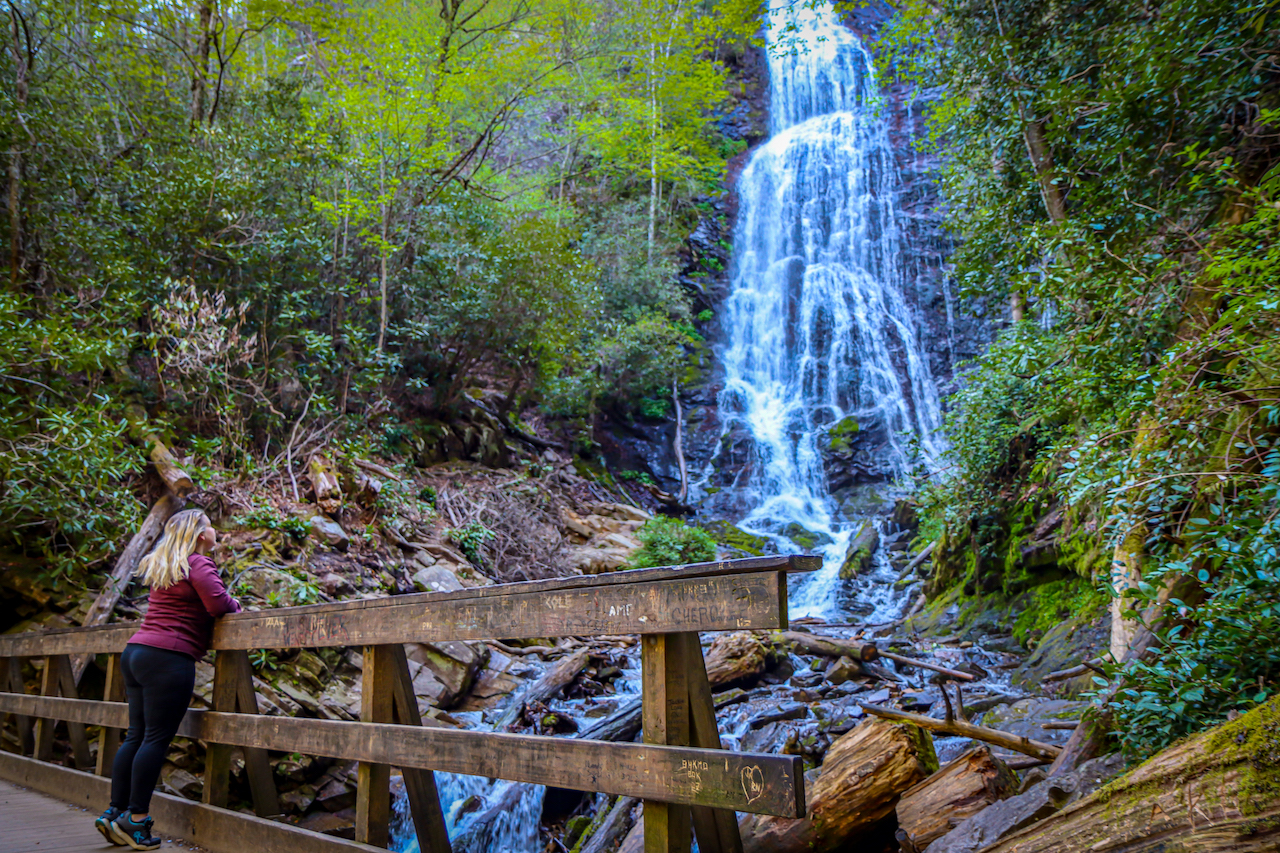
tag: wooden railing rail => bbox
[0,554,819,853]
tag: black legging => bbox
[111,643,196,814]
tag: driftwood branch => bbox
[354,457,404,484]
[860,644,976,682]
[896,541,936,582]
[1043,658,1105,683]
[858,703,1062,762]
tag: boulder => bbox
[977,698,1085,761]
[405,640,488,708]
[309,515,350,551]
[411,563,465,594]
[838,521,879,580]
[161,766,203,799]
[319,571,353,597]
[454,649,536,713]
[569,546,633,575]
[240,567,295,603]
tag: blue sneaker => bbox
[95,807,124,845]
[109,814,161,851]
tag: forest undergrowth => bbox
[882,0,1280,757]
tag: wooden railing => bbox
[0,554,818,853]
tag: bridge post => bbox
[678,632,744,853]
[356,644,393,847]
[203,650,280,816]
[95,653,125,777]
[32,655,89,767]
[641,633,692,853]
[386,643,451,853]
[0,657,33,755]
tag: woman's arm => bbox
[187,554,242,617]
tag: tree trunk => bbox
[738,718,936,853]
[8,5,30,287]
[985,697,1280,853]
[1022,118,1067,224]
[191,1,213,126]
[895,747,1017,850]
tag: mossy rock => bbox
[826,416,860,455]
[783,522,834,551]
[838,521,879,580]
[701,520,772,557]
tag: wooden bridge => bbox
[0,555,816,853]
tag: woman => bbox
[96,509,241,851]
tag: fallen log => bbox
[576,698,642,744]
[858,703,1062,763]
[704,631,770,688]
[738,717,936,853]
[147,437,195,497]
[577,796,639,853]
[72,492,184,681]
[896,541,936,582]
[496,647,591,728]
[979,696,1280,853]
[895,746,1017,849]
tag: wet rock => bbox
[309,515,350,551]
[838,521,879,580]
[315,773,357,812]
[1010,609,1110,697]
[279,784,317,814]
[790,669,824,688]
[977,698,1085,761]
[782,521,834,551]
[749,702,809,729]
[298,810,355,837]
[824,656,862,686]
[454,649,533,713]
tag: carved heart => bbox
[740,764,764,804]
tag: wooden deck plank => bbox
[0,778,191,852]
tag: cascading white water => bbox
[711,0,944,617]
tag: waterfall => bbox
[709,0,944,617]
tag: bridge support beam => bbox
[95,652,125,777]
[642,633,692,853]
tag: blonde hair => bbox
[137,509,210,589]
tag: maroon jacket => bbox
[129,553,242,659]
